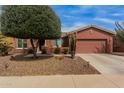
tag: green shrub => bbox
[0,42,12,56]
[62,48,68,54]
[1,6,61,39]
[42,47,47,54]
[27,48,34,54]
[1,6,61,58]
[54,48,61,54]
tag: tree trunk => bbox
[35,39,39,55]
[71,51,75,59]
[38,39,45,53]
[30,39,37,58]
[55,39,59,48]
[39,39,42,51]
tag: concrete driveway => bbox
[78,54,124,75]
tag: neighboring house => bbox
[11,25,124,54]
[113,36,124,52]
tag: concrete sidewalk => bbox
[0,75,124,88]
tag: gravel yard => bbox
[0,54,100,76]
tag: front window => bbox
[53,39,63,47]
[17,39,27,48]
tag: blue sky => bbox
[51,5,124,32]
[0,5,124,32]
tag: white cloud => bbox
[70,6,110,18]
[61,26,75,32]
[78,5,93,10]
[94,17,115,24]
[62,22,87,32]
[111,13,124,16]
[73,22,86,27]
[70,6,93,14]
[62,14,82,22]
[63,15,73,18]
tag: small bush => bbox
[62,48,68,54]
[42,47,47,54]
[54,48,61,54]
[27,48,34,54]
[0,43,12,56]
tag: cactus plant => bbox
[69,33,76,59]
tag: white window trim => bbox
[44,40,47,47]
[53,40,57,48]
[53,39,62,48]
[16,39,28,49]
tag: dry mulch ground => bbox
[0,54,100,76]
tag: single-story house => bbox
[11,25,124,54]
[62,25,115,53]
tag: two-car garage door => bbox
[76,39,107,53]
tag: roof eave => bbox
[71,25,115,35]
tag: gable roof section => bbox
[61,25,115,38]
[71,25,115,35]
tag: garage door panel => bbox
[76,39,106,53]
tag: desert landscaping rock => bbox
[0,54,100,76]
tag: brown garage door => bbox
[76,39,107,53]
